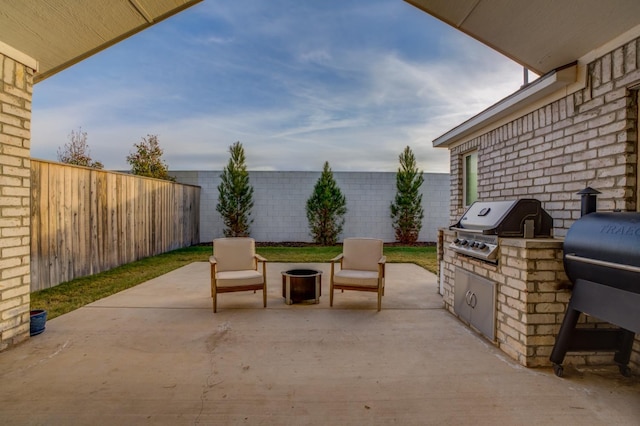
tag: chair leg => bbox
[377,289,382,312]
[330,263,334,307]
[211,264,217,313]
[263,285,267,308]
[330,282,334,307]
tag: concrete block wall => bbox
[172,171,450,244]
[448,37,640,238]
[0,52,33,351]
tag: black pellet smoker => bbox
[550,188,640,377]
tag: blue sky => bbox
[31,0,534,173]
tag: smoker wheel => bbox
[618,365,632,377]
[553,364,564,377]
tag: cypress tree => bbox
[390,146,424,243]
[306,161,347,245]
[216,141,254,237]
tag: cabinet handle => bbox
[465,291,477,308]
[469,292,477,308]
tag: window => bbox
[463,151,478,206]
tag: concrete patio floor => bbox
[1,262,639,425]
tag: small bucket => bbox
[30,310,47,336]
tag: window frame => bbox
[462,150,478,207]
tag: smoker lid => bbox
[564,212,640,266]
[563,212,640,294]
[451,198,553,237]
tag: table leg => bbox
[285,275,292,305]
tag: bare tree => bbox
[57,127,103,169]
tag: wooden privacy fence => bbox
[30,160,200,291]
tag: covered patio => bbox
[1,263,638,424]
[1,2,640,423]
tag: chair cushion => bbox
[342,238,383,271]
[333,270,380,287]
[213,238,256,272]
[216,270,264,287]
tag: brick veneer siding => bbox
[0,53,33,351]
[441,37,640,371]
[440,231,573,367]
[173,171,450,243]
[449,39,639,236]
[441,230,639,369]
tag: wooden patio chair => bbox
[330,238,386,311]
[209,237,267,313]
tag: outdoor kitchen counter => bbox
[439,228,582,369]
[439,228,638,374]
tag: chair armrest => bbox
[209,255,217,264]
[255,254,267,262]
[378,256,386,264]
[330,253,344,262]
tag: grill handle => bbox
[565,253,640,274]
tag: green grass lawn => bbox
[31,244,437,320]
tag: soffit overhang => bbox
[405,0,640,76]
[0,0,202,83]
[405,0,640,148]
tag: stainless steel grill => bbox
[450,199,553,263]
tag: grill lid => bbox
[455,200,519,231]
[451,198,553,237]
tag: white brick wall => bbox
[0,52,33,352]
[444,36,640,372]
[172,171,450,243]
[449,38,640,237]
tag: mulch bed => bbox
[198,241,435,247]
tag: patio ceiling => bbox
[0,0,202,83]
[404,0,640,75]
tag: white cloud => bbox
[201,36,235,45]
[30,0,529,174]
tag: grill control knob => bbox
[460,239,468,246]
[453,238,460,245]
[478,242,487,249]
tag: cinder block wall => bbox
[0,52,33,351]
[172,171,450,243]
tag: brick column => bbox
[0,51,34,351]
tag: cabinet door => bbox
[454,268,496,341]
[453,268,472,320]
[467,273,496,341]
